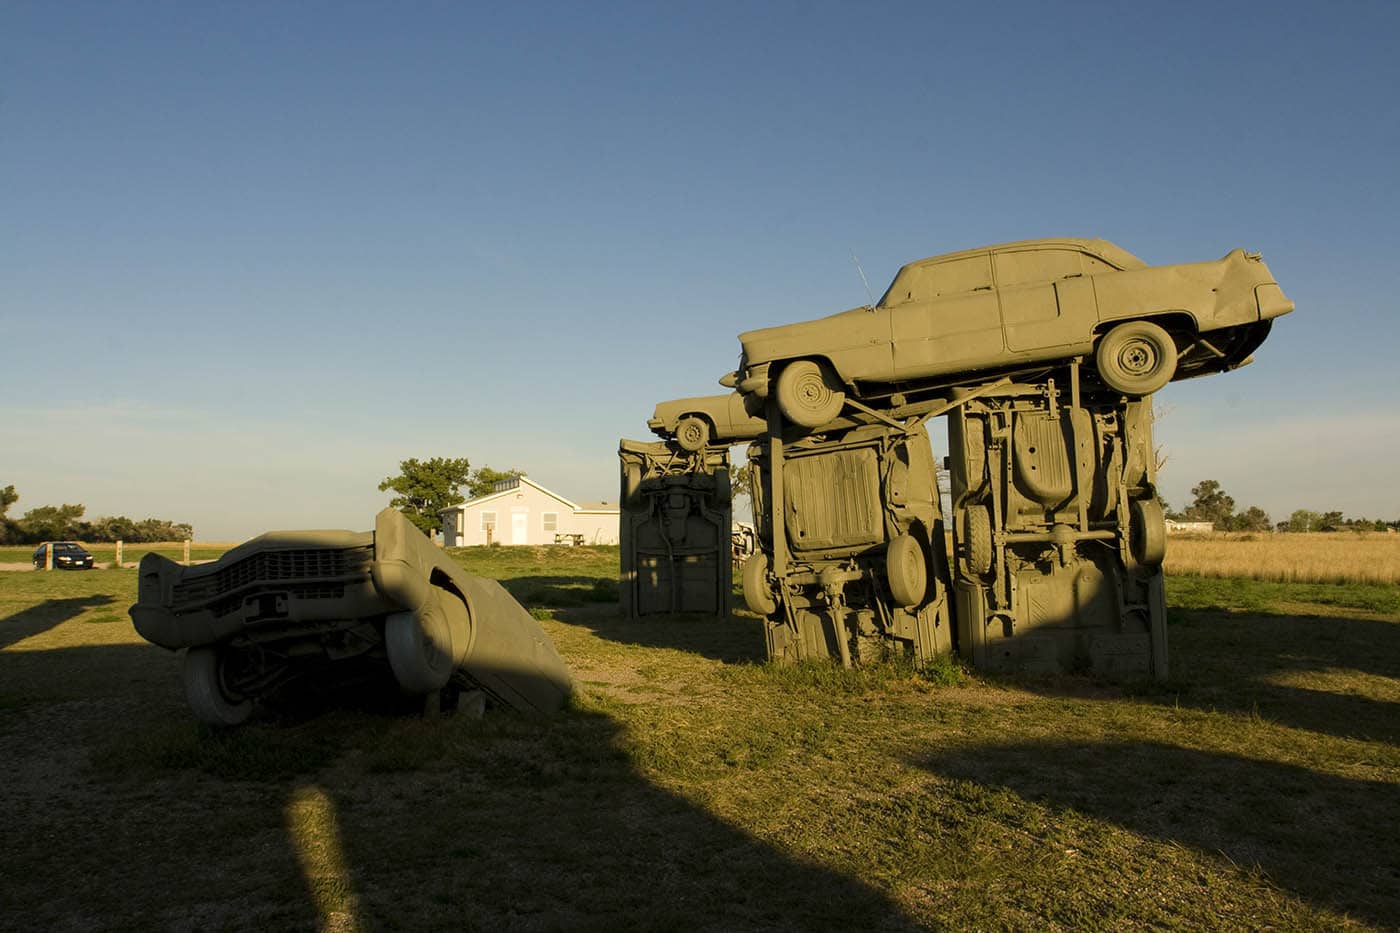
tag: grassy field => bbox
[0,541,235,566]
[1165,531,1400,585]
[1,546,1397,929]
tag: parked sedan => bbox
[32,542,95,570]
[722,238,1293,427]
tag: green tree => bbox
[466,466,525,500]
[1182,479,1235,528]
[0,485,17,544]
[379,457,473,537]
[17,504,86,542]
[1318,510,1345,531]
[1287,509,1322,533]
[1230,506,1272,532]
[729,462,752,513]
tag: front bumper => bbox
[723,362,771,398]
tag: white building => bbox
[439,476,619,547]
[1165,519,1215,534]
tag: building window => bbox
[542,512,558,532]
[481,511,497,531]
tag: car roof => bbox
[896,238,1147,273]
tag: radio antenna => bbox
[850,249,876,307]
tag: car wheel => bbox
[742,551,778,616]
[386,607,458,694]
[962,505,994,578]
[775,360,846,429]
[1095,321,1177,396]
[182,647,254,726]
[1130,498,1167,567]
[675,415,710,452]
[885,533,928,608]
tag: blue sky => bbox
[3,1,1398,538]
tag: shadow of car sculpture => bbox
[721,238,1293,429]
[130,507,572,725]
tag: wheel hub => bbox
[1119,341,1157,374]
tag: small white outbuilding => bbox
[439,476,619,547]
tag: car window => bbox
[994,249,1084,288]
[925,254,992,298]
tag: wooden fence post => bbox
[45,544,53,571]
[115,540,123,568]
[183,539,191,565]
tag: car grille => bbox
[171,546,374,609]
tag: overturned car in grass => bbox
[129,508,572,725]
[722,238,1293,427]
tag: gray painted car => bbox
[648,392,767,451]
[130,507,572,725]
[723,238,1293,427]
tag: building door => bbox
[511,512,528,545]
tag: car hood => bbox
[738,305,874,365]
[201,529,374,568]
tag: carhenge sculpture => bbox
[618,437,733,618]
[130,507,573,724]
[640,237,1291,679]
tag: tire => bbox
[774,360,846,429]
[1130,498,1167,567]
[675,415,710,452]
[742,552,778,616]
[885,533,928,608]
[386,608,456,694]
[182,647,254,726]
[962,505,993,578]
[1095,321,1177,396]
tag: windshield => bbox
[54,543,87,553]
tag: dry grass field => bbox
[1164,531,1400,585]
[2,546,1397,930]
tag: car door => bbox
[891,252,1003,380]
[994,248,1097,354]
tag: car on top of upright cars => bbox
[648,392,767,451]
[721,238,1293,427]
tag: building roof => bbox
[439,475,598,515]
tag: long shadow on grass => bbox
[995,604,1400,745]
[551,604,768,664]
[323,705,923,930]
[1,639,920,930]
[1162,606,1398,744]
[916,738,1400,926]
[498,574,621,609]
[503,573,769,664]
[0,596,114,650]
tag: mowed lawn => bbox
[1,547,1397,930]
